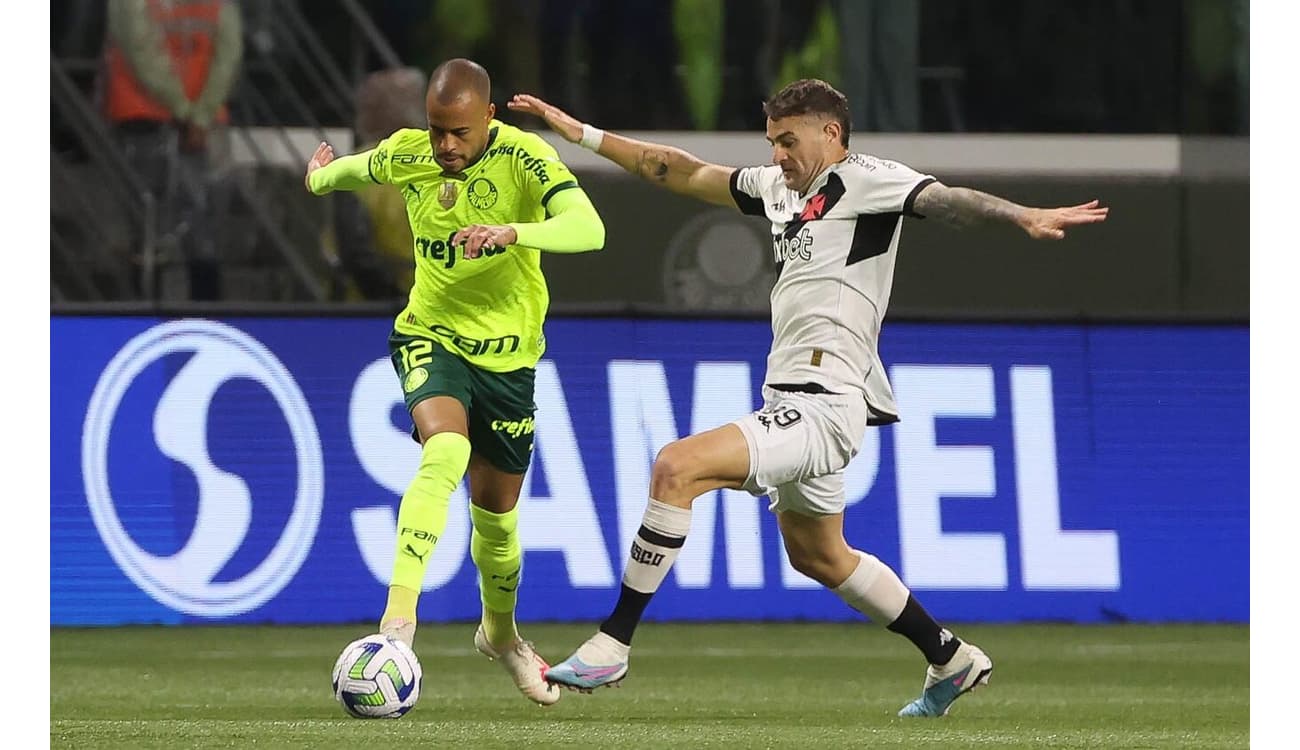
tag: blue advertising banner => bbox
[51,317,1248,625]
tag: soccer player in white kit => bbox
[510,80,1108,717]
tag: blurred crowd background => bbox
[49,0,1249,317]
[363,0,1249,135]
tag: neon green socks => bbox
[470,504,522,647]
[381,432,471,625]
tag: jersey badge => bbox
[437,181,458,209]
[467,177,499,209]
[799,193,829,221]
[403,366,429,393]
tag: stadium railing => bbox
[49,0,403,303]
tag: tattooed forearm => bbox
[635,149,672,183]
[913,184,1026,229]
[616,141,723,202]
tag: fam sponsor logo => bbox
[392,153,436,165]
[430,323,521,357]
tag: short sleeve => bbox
[729,166,768,217]
[845,155,936,217]
[515,134,580,213]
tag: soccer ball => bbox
[331,633,422,719]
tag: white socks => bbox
[578,630,631,663]
[832,550,911,625]
[621,499,692,594]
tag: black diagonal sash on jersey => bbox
[775,172,848,277]
[845,212,903,266]
[845,176,936,267]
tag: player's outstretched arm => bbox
[452,188,606,259]
[508,94,736,208]
[911,181,1109,240]
[304,141,377,195]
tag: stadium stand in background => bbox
[50,0,1248,318]
[52,0,404,303]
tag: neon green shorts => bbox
[388,330,536,474]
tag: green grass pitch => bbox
[51,622,1247,748]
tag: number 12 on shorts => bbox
[399,340,434,372]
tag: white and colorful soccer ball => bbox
[331,633,422,719]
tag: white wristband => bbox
[579,123,605,151]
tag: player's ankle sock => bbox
[833,549,960,664]
[599,498,691,646]
[470,504,522,648]
[380,584,419,626]
[388,432,470,593]
[580,630,631,664]
[481,607,518,648]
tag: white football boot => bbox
[474,626,561,706]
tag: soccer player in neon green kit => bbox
[305,59,605,706]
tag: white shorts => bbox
[733,385,868,516]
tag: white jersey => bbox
[729,154,935,424]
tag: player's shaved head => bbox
[424,59,496,174]
[428,58,491,107]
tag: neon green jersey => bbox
[368,121,582,372]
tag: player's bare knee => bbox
[650,441,698,500]
[792,557,839,588]
[785,545,839,587]
[470,492,519,516]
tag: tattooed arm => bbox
[580,133,736,207]
[912,181,1109,240]
[507,93,737,208]
[565,125,734,207]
